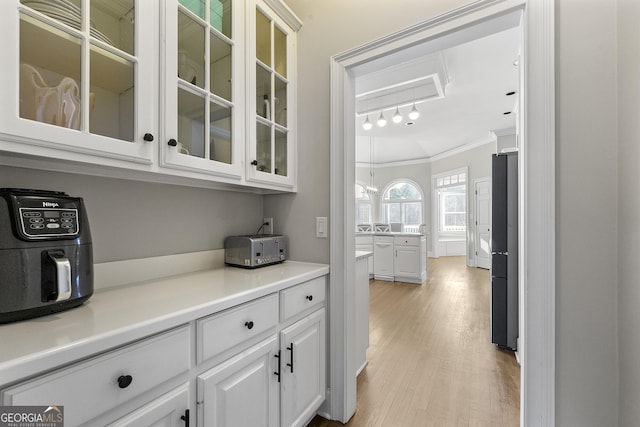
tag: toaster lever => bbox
[48,252,72,302]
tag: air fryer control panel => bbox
[19,208,79,238]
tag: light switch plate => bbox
[316,217,328,238]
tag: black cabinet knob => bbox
[117,374,133,389]
[306,295,313,301]
[245,321,254,330]
[143,133,154,142]
[168,138,178,147]
[250,160,258,166]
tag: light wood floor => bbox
[308,256,520,427]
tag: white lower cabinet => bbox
[198,337,280,427]
[1,327,190,426]
[280,308,326,427]
[0,274,328,427]
[109,384,190,427]
[373,236,394,280]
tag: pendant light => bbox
[392,107,402,124]
[408,103,420,120]
[362,115,372,131]
[376,112,387,127]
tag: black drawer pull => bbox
[117,374,133,389]
[306,295,313,301]
[274,350,281,383]
[286,343,294,373]
[181,409,190,426]
[245,321,254,330]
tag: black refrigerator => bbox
[491,152,518,350]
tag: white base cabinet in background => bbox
[355,255,370,375]
[373,236,394,280]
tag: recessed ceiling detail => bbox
[355,53,449,116]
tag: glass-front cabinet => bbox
[160,0,243,178]
[0,0,156,162]
[246,0,300,189]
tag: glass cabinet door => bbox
[161,0,242,179]
[0,0,156,161]
[247,0,297,188]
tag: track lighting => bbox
[392,107,402,124]
[408,103,420,120]
[363,115,372,131]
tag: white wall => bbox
[556,0,619,425]
[0,166,264,262]
[617,0,640,425]
[263,0,470,264]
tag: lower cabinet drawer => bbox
[394,236,420,246]
[280,276,326,322]
[197,294,279,364]
[1,326,190,426]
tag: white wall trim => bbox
[330,1,555,426]
[354,137,494,168]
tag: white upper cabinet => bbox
[0,0,157,163]
[246,0,300,190]
[160,0,243,179]
[0,0,301,192]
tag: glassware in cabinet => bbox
[161,0,242,179]
[0,0,156,163]
[247,0,299,189]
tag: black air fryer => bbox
[0,188,93,323]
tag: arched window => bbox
[355,183,372,226]
[381,180,423,231]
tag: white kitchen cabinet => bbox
[2,326,190,426]
[279,308,326,427]
[355,254,370,375]
[198,336,280,427]
[0,0,301,192]
[160,0,244,179]
[109,384,190,427]
[246,0,301,190]
[356,235,374,276]
[373,236,394,280]
[394,235,427,283]
[0,0,157,163]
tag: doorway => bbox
[328,1,555,425]
[474,177,492,269]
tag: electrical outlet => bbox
[263,217,273,235]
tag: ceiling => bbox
[355,25,522,164]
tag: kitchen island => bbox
[356,232,427,283]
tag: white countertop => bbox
[356,232,426,236]
[355,251,373,260]
[0,261,329,386]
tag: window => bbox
[381,180,423,230]
[355,183,372,225]
[436,171,467,234]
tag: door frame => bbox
[329,0,555,425]
[474,176,492,269]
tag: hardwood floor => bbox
[308,256,520,427]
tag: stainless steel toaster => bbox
[224,235,288,268]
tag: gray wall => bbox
[617,0,640,425]
[0,166,264,263]
[263,0,470,264]
[556,0,619,425]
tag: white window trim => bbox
[379,178,424,227]
[432,167,469,256]
[355,181,372,226]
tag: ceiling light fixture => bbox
[392,107,402,124]
[408,103,420,120]
[362,115,372,131]
[376,112,387,127]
